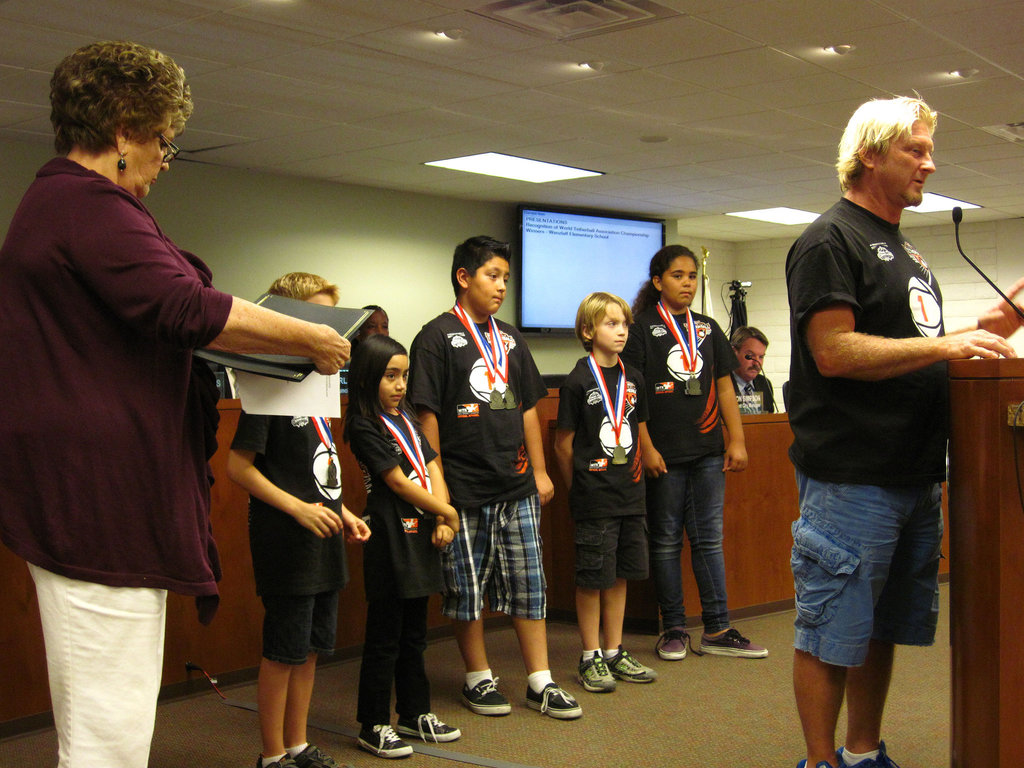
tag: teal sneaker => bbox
[576,654,616,692]
[605,646,657,683]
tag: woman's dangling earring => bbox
[117,153,127,172]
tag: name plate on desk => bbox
[737,392,764,415]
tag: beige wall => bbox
[3,136,1023,383]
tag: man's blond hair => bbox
[836,97,937,192]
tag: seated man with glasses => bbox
[730,326,776,414]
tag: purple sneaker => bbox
[837,740,901,768]
[699,628,768,658]
[655,626,690,660]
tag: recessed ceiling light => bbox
[906,193,980,214]
[948,68,979,79]
[578,61,605,72]
[725,207,819,225]
[824,44,855,55]
[434,28,466,40]
[424,152,603,183]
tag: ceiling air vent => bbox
[471,0,680,40]
[981,122,1024,143]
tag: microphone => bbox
[951,206,1024,323]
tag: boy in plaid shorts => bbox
[409,236,582,720]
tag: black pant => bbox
[356,596,430,727]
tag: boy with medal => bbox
[227,273,371,768]
[554,292,658,693]
[409,236,582,720]
[622,246,768,663]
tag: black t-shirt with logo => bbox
[622,307,737,464]
[557,356,647,520]
[408,312,548,508]
[786,197,948,485]
[347,413,443,601]
[231,412,348,596]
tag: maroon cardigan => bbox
[0,158,233,614]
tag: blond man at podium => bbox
[785,96,1024,768]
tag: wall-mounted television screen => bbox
[516,205,666,333]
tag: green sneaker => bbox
[577,654,616,692]
[606,646,658,683]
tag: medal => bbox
[490,388,505,410]
[588,354,628,465]
[452,303,512,408]
[656,301,701,393]
[311,416,341,490]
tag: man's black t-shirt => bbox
[786,197,948,485]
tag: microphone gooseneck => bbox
[951,208,1024,323]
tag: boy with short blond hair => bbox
[228,272,370,768]
[554,292,657,692]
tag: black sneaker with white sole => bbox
[461,678,511,716]
[357,724,414,759]
[395,712,461,743]
[525,682,583,720]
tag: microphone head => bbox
[952,206,963,224]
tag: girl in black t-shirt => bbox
[343,335,463,758]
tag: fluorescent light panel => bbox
[725,207,819,225]
[424,152,602,183]
[907,192,981,214]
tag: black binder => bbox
[195,294,371,382]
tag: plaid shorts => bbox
[441,493,547,621]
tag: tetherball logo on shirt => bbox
[312,444,342,500]
[907,276,942,337]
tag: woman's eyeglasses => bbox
[158,134,181,164]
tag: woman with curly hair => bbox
[0,41,350,768]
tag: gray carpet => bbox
[0,586,950,767]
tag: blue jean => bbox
[646,455,729,631]
[791,471,942,666]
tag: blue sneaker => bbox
[837,740,901,768]
[796,752,842,768]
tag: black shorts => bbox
[574,515,649,591]
[260,590,339,665]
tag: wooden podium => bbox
[948,359,1024,767]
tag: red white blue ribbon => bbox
[452,302,508,391]
[379,412,429,490]
[656,300,698,375]
[587,353,626,448]
[310,416,338,481]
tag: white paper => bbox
[234,370,340,417]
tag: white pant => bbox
[29,563,167,768]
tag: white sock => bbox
[465,668,493,689]
[841,747,880,766]
[262,754,287,768]
[527,669,553,693]
[285,743,308,758]
[604,647,620,659]
[581,649,599,661]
